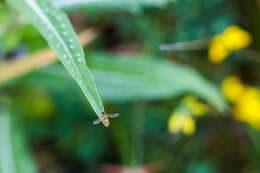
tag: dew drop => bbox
[70,45,74,49]
[62,31,68,35]
[57,16,62,21]
[76,53,80,57]
[69,39,74,43]
[78,58,83,62]
[61,24,66,28]
[63,54,68,58]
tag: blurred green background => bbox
[1,0,260,172]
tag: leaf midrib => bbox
[24,0,81,79]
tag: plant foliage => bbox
[6,0,106,125]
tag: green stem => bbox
[130,102,146,167]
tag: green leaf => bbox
[6,0,105,125]
[91,54,227,111]
[0,104,37,173]
[36,53,227,112]
[52,0,173,14]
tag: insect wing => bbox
[108,113,119,118]
[93,118,101,125]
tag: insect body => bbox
[93,112,119,127]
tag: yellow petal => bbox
[222,75,245,103]
[182,116,196,136]
[208,35,230,64]
[222,25,252,51]
[168,114,183,134]
[183,96,207,116]
[232,87,260,130]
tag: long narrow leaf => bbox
[52,0,172,14]
[0,104,37,173]
[88,54,227,111]
[6,0,105,125]
[0,106,16,173]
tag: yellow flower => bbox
[233,87,260,129]
[222,74,260,130]
[221,25,252,51]
[208,35,230,64]
[222,75,245,103]
[183,96,208,116]
[208,25,252,64]
[168,113,195,136]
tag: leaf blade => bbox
[52,0,172,14]
[6,0,105,124]
[0,104,37,173]
[87,54,227,111]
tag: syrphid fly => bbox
[93,112,119,127]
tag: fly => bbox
[93,111,119,127]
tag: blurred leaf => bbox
[6,0,106,125]
[0,104,37,173]
[247,127,260,154]
[52,0,173,14]
[36,53,227,111]
[187,160,217,173]
[0,5,21,51]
